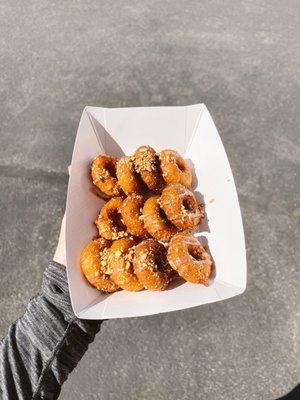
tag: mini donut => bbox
[133,239,172,291]
[91,155,123,197]
[116,156,145,195]
[142,195,178,241]
[160,184,203,230]
[80,238,119,293]
[107,238,144,291]
[134,146,165,193]
[167,232,212,286]
[95,197,128,240]
[120,195,150,239]
[158,150,192,188]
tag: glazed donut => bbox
[133,239,172,291]
[95,197,128,240]
[160,184,203,230]
[116,156,145,195]
[134,146,165,193]
[158,150,192,188]
[120,195,150,239]
[107,238,144,292]
[142,195,178,241]
[167,232,212,286]
[80,238,119,293]
[91,155,123,197]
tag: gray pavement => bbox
[0,1,299,399]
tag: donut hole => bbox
[188,246,203,261]
[105,162,117,178]
[182,196,195,212]
[154,156,160,169]
[177,159,186,172]
[159,206,169,221]
[158,206,175,229]
[109,208,126,231]
[155,254,166,270]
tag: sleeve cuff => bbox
[42,261,102,332]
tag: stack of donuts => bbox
[80,146,213,293]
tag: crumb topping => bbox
[134,148,156,173]
[163,153,176,164]
[111,230,128,240]
[114,249,122,257]
[138,207,144,221]
[136,247,166,273]
[126,246,135,263]
[99,247,113,275]
[108,245,136,273]
[180,204,189,221]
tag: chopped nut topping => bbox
[105,267,113,275]
[181,204,188,219]
[125,261,131,270]
[134,148,156,173]
[125,246,135,263]
[111,230,127,240]
[99,247,112,275]
[94,168,111,183]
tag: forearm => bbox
[0,261,101,400]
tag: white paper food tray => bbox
[66,104,247,319]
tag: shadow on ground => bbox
[276,384,300,400]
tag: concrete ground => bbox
[0,1,299,399]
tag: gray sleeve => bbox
[0,261,102,400]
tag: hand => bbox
[53,166,70,266]
[53,213,66,266]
